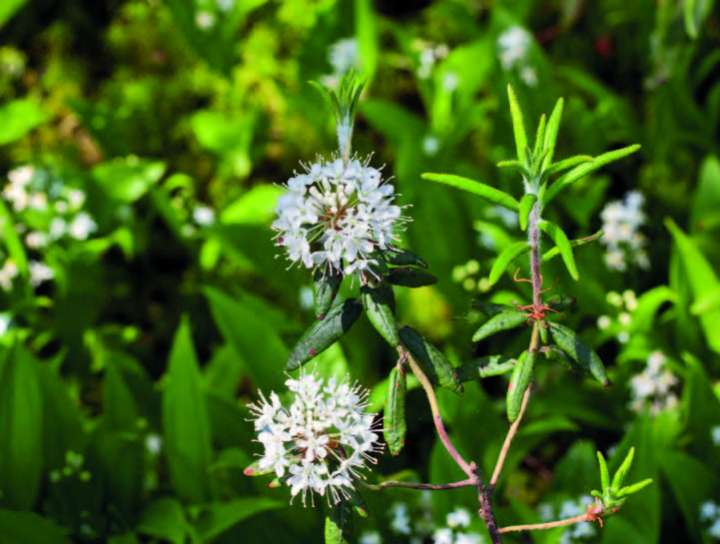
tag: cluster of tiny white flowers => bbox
[433,507,485,544]
[539,496,597,543]
[597,290,638,344]
[272,157,405,280]
[497,26,537,86]
[194,0,234,30]
[600,191,649,271]
[249,374,380,506]
[416,42,449,80]
[629,351,679,415]
[701,501,720,540]
[321,38,361,89]
[378,501,485,544]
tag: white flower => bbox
[248,374,380,506]
[25,231,48,249]
[497,26,531,70]
[49,217,67,240]
[195,10,215,29]
[442,72,459,92]
[216,0,234,11]
[416,42,448,79]
[272,157,406,281]
[423,136,440,156]
[67,189,86,209]
[29,260,53,287]
[0,260,18,290]
[446,508,471,529]
[328,38,359,75]
[701,501,718,521]
[629,351,679,415]
[710,519,720,539]
[8,165,34,186]
[455,533,484,544]
[28,192,48,211]
[145,434,162,455]
[359,531,382,544]
[193,205,215,226]
[432,527,454,544]
[597,315,611,330]
[600,191,648,271]
[520,65,538,86]
[68,212,98,240]
[390,502,412,535]
[712,426,720,446]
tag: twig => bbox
[398,346,475,478]
[364,478,475,491]
[474,467,503,544]
[490,384,532,486]
[499,513,593,534]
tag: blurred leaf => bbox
[221,185,284,225]
[195,498,283,541]
[542,97,564,170]
[92,156,166,202]
[0,197,28,276]
[137,498,188,544]
[104,360,139,431]
[422,173,520,210]
[354,0,378,80]
[163,316,213,503]
[0,98,47,145]
[0,344,43,509]
[507,84,528,164]
[0,509,70,543]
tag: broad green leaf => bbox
[666,218,720,353]
[286,299,362,371]
[384,365,407,455]
[92,156,166,202]
[162,316,213,502]
[488,241,529,286]
[543,144,640,205]
[518,193,536,231]
[548,322,608,386]
[542,97,564,170]
[137,498,187,544]
[507,84,528,164]
[507,351,534,422]
[0,509,70,543]
[472,309,527,342]
[539,220,579,280]
[399,326,462,394]
[195,498,283,541]
[361,284,399,346]
[104,361,139,431]
[0,344,43,509]
[0,98,47,145]
[422,173,520,209]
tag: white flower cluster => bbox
[249,374,380,506]
[539,496,597,543]
[272,157,404,280]
[321,38,361,89]
[433,507,485,544]
[416,42,449,80]
[600,191,649,271]
[701,500,720,540]
[629,351,679,415]
[596,290,638,344]
[497,26,537,86]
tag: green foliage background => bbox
[0,0,719,542]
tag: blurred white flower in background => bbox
[29,260,53,287]
[600,191,649,271]
[416,42,449,79]
[359,531,382,544]
[0,313,11,335]
[629,351,679,415]
[195,10,216,30]
[0,260,18,290]
[446,507,472,529]
[597,290,638,343]
[537,496,596,543]
[192,205,215,226]
[423,135,440,156]
[390,502,412,535]
[442,71,459,92]
[497,26,537,86]
[248,374,380,506]
[711,426,720,446]
[321,38,361,89]
[701,501,720,540]
[25,231,48,249]
[69,212,98,240]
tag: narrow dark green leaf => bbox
[399,326,462,394]
[542,97,564,170]
[386,267,437,287]
[488,241,529,286]
[0,198,28,276]
[518,193,536,231]
[195,498,283,541]
[162,316,213,502]
[313,270,342,320]
[507,84,528,164]
[361,284,399,346]
[384,365,407,455]
[539,220,579,280]
[422,173,520,210]
[548,322,608,386]
[542,230,602,262]
[386,249,428,268]
[286,299,362,371]
[506,351,534,422]
[472,309,527,342]
[325,500,353,544]
[137,498,187,544]
[543,144,641,205]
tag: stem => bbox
[528,201,543,309]
[499,513,592,534]
[490,384,532,486]
[476,473,503,544]
[364,478,475,491]
[398,346,474,478]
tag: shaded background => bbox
[0,0,719,542]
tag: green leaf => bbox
[539,220,579,280]
[507,84,528,164]
[0,509,71,544]
[597,451,610,493]
[488,241,529,286]
[612,446,635,490]
[543,144,641,205]
[325,500,353,544]
[456,355,516,381]
[195,498,283,541]
[472,309,527,342]
[103,361,139,431]
[399,326,462,394]
[422,173,520,209]
[544,155,593,177]
[386,267,437,287]
[615,478,653,498]
[0,98,47,145]
[286,299,362,371]
[92,156,166,202]
[220,184,283,225]
[137,498,188,544]
[542,97,564,170]
[162,316,213,502]
[518,193,536,231]
[386,249,428,268]
[0,197,28,277]
[506,351,534,422]
[384,365,407,455]
[548,322,608,386]
[354,0,378,80]
[541,230,602,262]
[314,270,343,320]
[532,113,546,161]
[361,284,399,346]
[0,344,43,509]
